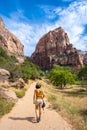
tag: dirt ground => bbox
[0,82,75,130]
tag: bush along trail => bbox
[0,82,74,130]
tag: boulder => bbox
[10,78,25,89]
[0,69,10,82]
[0,87,18,103]
[0,80,10,88]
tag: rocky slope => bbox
[31,27,83,70]
[0,18,24,63]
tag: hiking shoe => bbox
[36,117,39,122]
[36,117,41,122]
[38,117,41,121]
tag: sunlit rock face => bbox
[31,27,83,70]
[0,18,24,62]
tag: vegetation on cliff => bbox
[0,47,43,82]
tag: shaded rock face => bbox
[0,18,24,62]
[83,53,87,64]
[31,27,83,70]
[78,50,87,65]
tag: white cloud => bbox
[40,5,61,19]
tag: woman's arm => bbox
[42,90,45,99]
[33,90,36,104]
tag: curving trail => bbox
[0,82,74,130]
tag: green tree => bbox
[78,65,87,80]
[49,69,75,89]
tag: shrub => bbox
[0,48,18,70]
[0,97,14,117]
[15,88,26,98]
[0,47,8,58]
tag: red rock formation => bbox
[77,50,87,65]
[83,53,87,64]
[31,27,83,69]
[0,18,24,63]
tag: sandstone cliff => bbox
[31,27,83,69]
[83,53,87,64]
[0,18,24,62]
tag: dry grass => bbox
[39,79,87,130]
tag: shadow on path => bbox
[9,116,37,123]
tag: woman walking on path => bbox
[33,83,45,122]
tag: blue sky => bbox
[0,0,87,56]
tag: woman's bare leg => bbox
[38,104,42,121]
[35,105,38,120]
